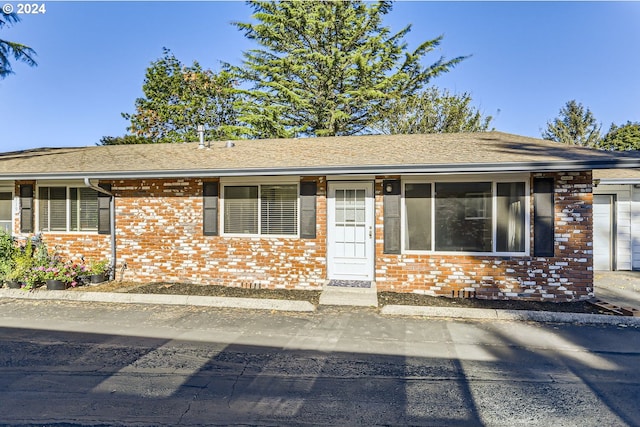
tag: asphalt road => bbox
[0,299,639,426]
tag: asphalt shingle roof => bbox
[593,168,640,181]
[1,132,639,179]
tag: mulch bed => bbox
[378,292,608,315]
[66,281,612,315]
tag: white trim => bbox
[220,181,300,238]
[597,179,640,185]
[327,175,377,181]
[36,179,93,186]
[35,184,99,233]
[327,181,375,281]
[220,176,299,185]
[401,172,530,183]
[401,175,531,256]
[0,188,13,235]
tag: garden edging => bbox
[2,288,640,326]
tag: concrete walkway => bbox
[319,281,378,307]
[594,270,640,309]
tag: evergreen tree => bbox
[230,0,466,138]
[123,48,241,143]
[373,87,492,134]
[98,135,156,146]
[0,13,37,79]
[596,121,640,151]
[542,100,601,146]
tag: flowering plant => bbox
[32,262,80,286]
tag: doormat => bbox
[327,280,372,288]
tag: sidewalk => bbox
[594,270,640,309]
[3,276,640,326]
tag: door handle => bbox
[369,226,373,238]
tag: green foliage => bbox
[88,259,109,275]
[98,135,157,145]
[0,13,37,79]
[230,0,467,138]
[596,121,640,151]
[542,100,601,146]
[0,230,15,262]
[373,87,493,134]
[123,48,242,143]
[0,231,16,281]
[31,263,81,285]
[7,238,34,283]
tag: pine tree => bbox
[230,0,466,138]
[542,100,601,146]
[0,13,37,79]
[373,87,492,134]
[123,49,241,143]
[596,121,640,151]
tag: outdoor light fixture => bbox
[383,179,400,195]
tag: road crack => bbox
[227,362,248,408]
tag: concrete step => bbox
[319,281,378,307]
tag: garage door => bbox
[593,194,615,270]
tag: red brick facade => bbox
[374,171,593,301]
[20,171,593,301]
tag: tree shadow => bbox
[0,313,638,425]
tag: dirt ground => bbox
[66,280,609,315]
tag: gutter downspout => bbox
[84,178,116,281]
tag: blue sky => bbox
[1,1,639,152]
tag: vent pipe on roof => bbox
[197,125,205,149]
[225,141,235,148]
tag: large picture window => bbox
[223,184,298,236]
[38,187,98,232]
[404,180,527,254]
[436,182,492,252]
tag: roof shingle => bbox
[1,132,639,179]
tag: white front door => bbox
[593,194,615,270]
[327,182,375,281]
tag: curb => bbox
[2,289,640,325]
[380,305,640,326]
[0,289,316,312]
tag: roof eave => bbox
[596,178,640,185]
[1,158,639,181]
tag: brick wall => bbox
[23,171,593,300]
[38,177,328,290]
[374,171,593,301]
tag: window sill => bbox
[402,250,530,257]
[220,234,300,239]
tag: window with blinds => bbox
[223,184,298,236]
[261,185,297,235]
[224,186,258,234]
[71,188,99,231]
[39,187,98,232]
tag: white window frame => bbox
[0,185,14,235]
[36,183,99,233]
[220,177,300,238]
[401,174,531,256]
